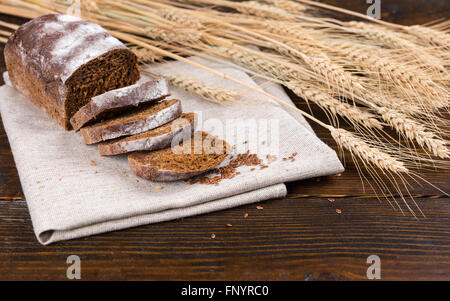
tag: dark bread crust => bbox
[70,79,169,131]
[4,14,140,130]
[128,160,219,182]
[4,42,66,127]
[128,132,229,182]
[80,98,182,144]
[98,113,195,156]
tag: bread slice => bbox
[80,98,182,144]
[128,131,230,182]
[70,78,169,131]
[98,112,196,156]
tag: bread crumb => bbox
[58,178,62,182]
[336,209,342,214]
[292,152,297,156]
[256,206,263,210]
[250,168,255,171]
[261,140,266,145]
[189,151,262,185]
[136,179,140,183]
[156,186,163,190]
[336,173,342,177]
[80,170,83,172]
[226,223,232,227]
[244,213,248,218]
[36,181,40,184]
[211,233,216,239]
[328,198,335,203]
[94,170,98,174]
[90,160,95,166]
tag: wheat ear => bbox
[286,82,383,129]
[378,108,450,159]
[155,8,203,29]
[129,46,164,63]
[330,128,408,173]
[405,25,450,48]
[325,40,446,110]
[158,73,240,103]
[144,25,201,43]
[273,41,364,94]
[214,45,303,82]
[263,0,308,13]
[230,0,296,20]
[346,21,416,48]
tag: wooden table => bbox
[0,1,449,281]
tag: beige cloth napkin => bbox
[0,57,344,245]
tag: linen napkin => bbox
[0,57,343,245]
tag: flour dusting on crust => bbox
[12,14,126,83]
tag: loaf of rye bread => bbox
[80,99,182,144]
[128,131,229,182]
[4,14,140,130]
[70,78,169,131]
[98,112,195,156]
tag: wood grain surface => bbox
[0,1,449,281]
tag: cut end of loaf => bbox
[70,78,169,131]
[65,48,140,130]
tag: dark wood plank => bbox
[1,196,449,280]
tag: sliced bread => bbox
[98,112,196,156]
[128,131,230,182]
[70,78,169,131]
[80,98,182,144]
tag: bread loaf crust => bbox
[4,14,140,130]
[128,160,219,182]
